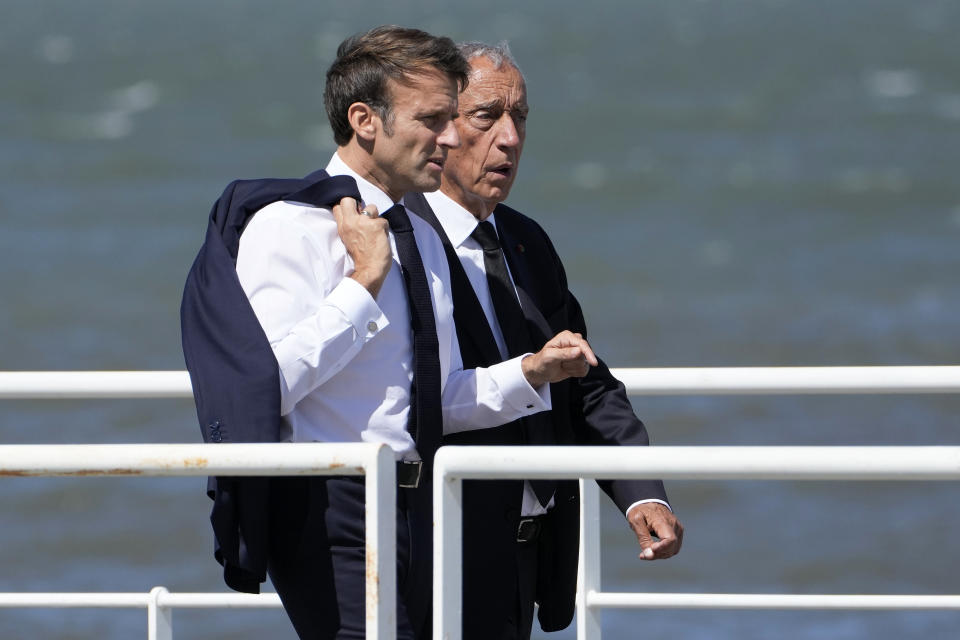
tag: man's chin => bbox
[478,183,511,204]
[415,175,443,193]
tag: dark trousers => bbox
[458,519,539,640]
[267,476,432,640]
[459,480,541,640]
[511,537,540,640]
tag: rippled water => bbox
[2,1,959,638]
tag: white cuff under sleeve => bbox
[625,498,673,519]
[325,276,389,341]
[487,354,551,413]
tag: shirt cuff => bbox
[625,498,672,519]
[486,354,551,413]
[325,276,388,340]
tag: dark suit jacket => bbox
[180,170,360,593]
[405,192,668,633]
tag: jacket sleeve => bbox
[539,223,670,512]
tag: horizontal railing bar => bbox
[0,371,192,399]
[0,593,153,607]
[610,366,960,395]
[0,443,380,477]
[588,592,960,610]
[2,366,959,399]
[5,591,959,612]
[0,592,282,609]
[435,446,960,481]
[7,591,958,612]
[157,593,282,608]
[4,444,955,480]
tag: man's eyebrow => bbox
[416,105,455,119]
[465,98,505,113]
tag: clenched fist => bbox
[521,330,598,387]
[331,197,392,297]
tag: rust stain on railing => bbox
[365,547,380,609]
[0,468,145,477]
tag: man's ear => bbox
[347,102,379,142]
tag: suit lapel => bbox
[494,213,559,451]
[404,193,503,366]
[494,216,553,349]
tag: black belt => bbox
[396,460,423,489]
[517,515,546,543]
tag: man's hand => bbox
[331,197,392,298]
[626,502,684,560]
[521,330,599,387]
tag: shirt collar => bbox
[326,151,403,214]
[422,189,497,249]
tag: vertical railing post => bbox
[433,454,463,640]
[365,444,397,640]
[147,586,172,640]
[577,479,602,640]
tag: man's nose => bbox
[438,120,461,149]
[496,115,520,148]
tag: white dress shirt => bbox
[235,152,549,462]
[423,189,670,518]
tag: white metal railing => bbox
[611,366,960,394]
[2,366,959,399]
[0,443,395,640]
[432,445,960,640]
[4,446,959,640]
[0,371,192,398]
[0,588,283,640]
[2,367,960,639]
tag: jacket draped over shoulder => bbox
[180,171,360,592]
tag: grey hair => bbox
[457,40,523,76]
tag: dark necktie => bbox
[470,220,533,357]
[471,219,555,506]
[382,204,443,478]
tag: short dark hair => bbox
[324,25,470,146]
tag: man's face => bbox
[369,69,461,201]
[441,56,528,218]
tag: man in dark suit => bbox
[405,42,684,640]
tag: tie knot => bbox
[471,220,501,252]
[381,204,412,233]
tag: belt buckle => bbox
[517,517,541,543]
[398,460,422,489]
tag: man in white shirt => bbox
[405,42,685,639]
[232,27,597,640]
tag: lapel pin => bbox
[516,243,525,253]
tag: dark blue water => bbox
[2,1,959,638]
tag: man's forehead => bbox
[391,67,458,91]
[463,60,526,105]
[386,69,459,107]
